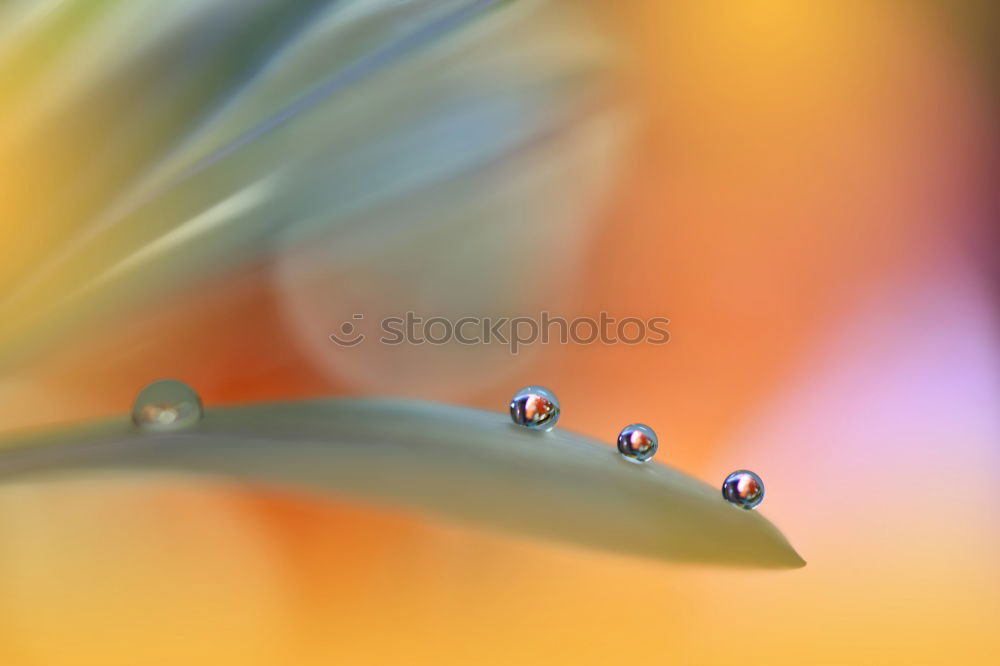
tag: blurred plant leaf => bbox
[0,0,624,386]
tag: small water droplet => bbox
[722,470,764,509]
[509,386,560,431]
[132,379,203,430]
[616,423,658,463]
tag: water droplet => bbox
[509,385,560,431]
[722,470,764,509]
[132,379,203,430]
[616,423,658,463]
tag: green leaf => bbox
[0,398,805,569]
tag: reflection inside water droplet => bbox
[509,385,560,431]
[616,423,658,463]
[722,470,765,509]
[132,379,203,430]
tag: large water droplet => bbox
[509,385,560,431]
[616,423,658,463]
[132,379,203,430]
[722,470,764,509]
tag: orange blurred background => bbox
[0,1,997,664]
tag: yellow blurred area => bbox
[0,478,694,666]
